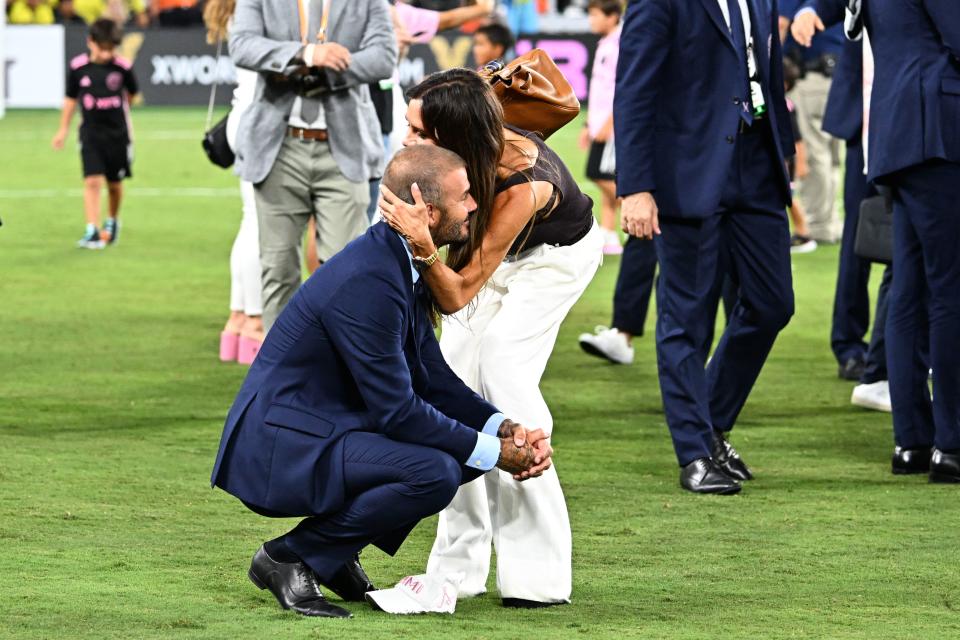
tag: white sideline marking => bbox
[0,130,202,142]
[0,187,238,198]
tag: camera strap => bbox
[204,37,224,132]
[297,0,333,45]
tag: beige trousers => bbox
[254,136,369,330]
[792,72,841,243]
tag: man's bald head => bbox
[382,146,467,209]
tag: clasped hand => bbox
[496,419,553,481]
[311,43,351,72]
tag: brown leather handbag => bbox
[480,49,580,140]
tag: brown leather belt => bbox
[287,126,328,141]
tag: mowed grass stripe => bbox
[0,108,957,640]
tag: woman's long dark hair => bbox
[406,69,505,274]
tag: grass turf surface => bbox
[1,108,958,639]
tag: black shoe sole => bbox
[579,340,620,364]
[249,568,267,590]
[502,598,566,608]
[892,467,929,475]
[681,484,742,495]
[929,472,960,483]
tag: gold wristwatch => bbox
[412,249,440,269]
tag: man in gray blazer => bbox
[230,0,397,330]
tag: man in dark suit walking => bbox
[794,0,960,482]
[210,146,553,618]
[614,0,796,494]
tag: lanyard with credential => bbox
[296,0,333,45]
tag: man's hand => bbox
[311,43,352,72]
[621,191,660,239]
[496,437,536,476]
[791,10,825,47]
[496,419,553,480]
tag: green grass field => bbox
[1,108,957,640]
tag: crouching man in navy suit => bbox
[210,145,553,618]
[614,0,796,494]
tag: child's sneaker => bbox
[77,225,105,250]
[103,218,119,245]
[602,229,623,255]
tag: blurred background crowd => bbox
[5,0,600,30]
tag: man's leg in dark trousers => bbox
[861,266,892,384]
[831,138,877,366]
[612,236,658,337]
[281,433,481,581]
[707,124,795,432]
[654,215,725,466]
[887,160,960,452]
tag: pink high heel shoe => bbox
[237,335,262,365]
[219,332,240,362]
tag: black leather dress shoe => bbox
[321,554,376,602]
[248,546,351,618]
[502,598,566,608]
[680,458,741,495]
[711,430,753,481]
[891,446,932,475]
[838,357,866,381]
[929,449,960,483]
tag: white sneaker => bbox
[578,326,634,364]
[851,380,892,413]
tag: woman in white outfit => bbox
[205,0,264,365]
[379,69,602,608]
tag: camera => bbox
[266,66,349,98]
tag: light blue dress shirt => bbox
[401,233,503,471]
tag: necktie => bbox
[726,0,753,126]
[300,0,325,123]
[412,278,424,336]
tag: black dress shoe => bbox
[321,554,376,602]
[838,357,866,381]
[679,458,741,495]
[891,446,932,475]
[248,546,351,618]
[502,598,566,608]
[711,430,753,481]
[929,449,960,483]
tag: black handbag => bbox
[202,38,235,169]
[854,190,893,264]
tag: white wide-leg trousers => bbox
[427,223,602,602]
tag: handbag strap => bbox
[205,37,224,131]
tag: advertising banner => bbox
[63,25,237,107]
[46,26,602,108]
[4,25,65,108]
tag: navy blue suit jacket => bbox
[211,223,498,517]
[614,0,794,217]
[822,37,862,142]
[810,0,960,180]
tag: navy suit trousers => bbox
[654,120,794,466]
[273,432,483,580]
[887,160,960,452]
[831,138,880,366]
[861,266,892,384]
[612,236,658,336]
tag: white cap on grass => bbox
[365,573,463,615]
